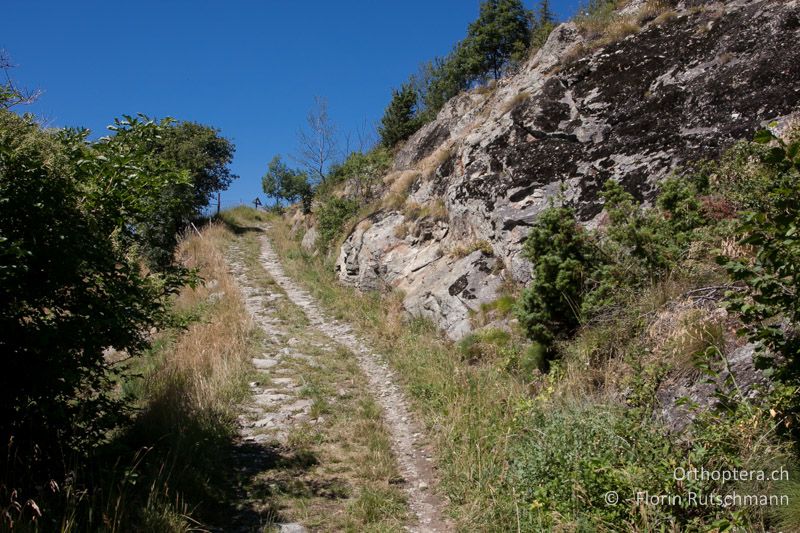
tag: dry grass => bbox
[449,239,494,259]
[418,143,453,179]
[554,273,722,401]
[570,0,663,61]
[636,0,673,24]
[224,225,408,531]
[499,91,530,116]
[593,18,641,48]
[652,8,678,25]
[561,42,589,65]
[393,222,410,240]
[474,80,498,97]
[56,221,260,531]
[648,305,727,378]
[382,170,421,210]
[264,216,528,530]
[403,199,448,222]
[165,223,254,410]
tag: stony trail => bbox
[226,228,451,532]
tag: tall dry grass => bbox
[168,222,253,411]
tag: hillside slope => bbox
[334,0,800,339]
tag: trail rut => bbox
[228,228,453,532]
[249,230,451,532]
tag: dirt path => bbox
[253,231,450,532]
[224,230,450,532]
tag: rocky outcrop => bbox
[337,0,800,339]
[656,342,766,432]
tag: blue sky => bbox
[2,1,581,208]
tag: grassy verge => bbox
[228,211,527,531]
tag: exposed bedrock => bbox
[337,0,800,339]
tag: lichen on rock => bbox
[336,0,800,340]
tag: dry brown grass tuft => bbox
[636,0,673,25]
[418,143,453,179]
[403,199,448,222]
[382,169,421,210]
[499,91,531,116]
[169,223,254,411]
[449,240,494,259]
[719,236,753,261]
[594,19,641,48]
[648,305,727,378]
[393,222,410,240]
[652,9,678,25]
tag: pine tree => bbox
[465,0,531,80]
[531,0,557,49]
[379,83,421,147]
[517,206,598,350]
[537,0,555,26]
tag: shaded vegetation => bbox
[0,81,237,529]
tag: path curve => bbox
[257,231,451,532]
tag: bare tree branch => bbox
[293,96,337,184]
[0,50,41,109]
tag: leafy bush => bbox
[316,197,360,251]
[327,148,391,203]
[518,173,720,353]
[262,155,312,211]
[508,399,789,531]
[719,129,800,435]
[125,119,235,269]
[511,402,666,528]
[0,110,198,501]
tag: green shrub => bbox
[465,0,532,80]
[510,402,672,529]
[0,111,196,507]
[480,294,516,317]
[518,175,722,351]
[379,83,424,147]
[719,129,800,436]
[316,197,360,251]
[262,155,312,211]
[326,148,391,203]
[509,397,793,531]
[516,205,600,350]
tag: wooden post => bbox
[216,192,221,216]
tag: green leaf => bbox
[787,141,800,161]
[753,129,776,144]
[763,146,786,164]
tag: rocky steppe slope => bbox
[327,0,800,339]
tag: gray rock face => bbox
[300,226,318,252]
[656,343,767,432]
[337,0,800,339]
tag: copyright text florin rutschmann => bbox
[603,466,791,508]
